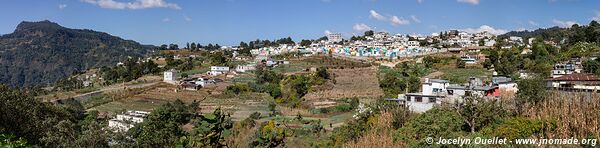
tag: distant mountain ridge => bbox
[0,20,153,87]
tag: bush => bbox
[317,67,330,79]
[516,76,547,105]
[487,117,548,140]
[394,107,465,147]
[249,112,261,120]
[225,83,251,95]
[335,104,353,112]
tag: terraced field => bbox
[303,66,384,100]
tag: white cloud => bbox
[528,20,539,26]
[457,0,479,5]
[410,15,421,23]
[184,15,192,21]
[162,18,170,22]
[58,4,67,10]
[459,25,507,35]
[390,16,410,26]
[369,10,387,21]
[592,11,600,21]
[324,30,333,35]
[353,23,372,32]
[417,0,424,3]
[552,19,578,28]
[82,0,181,10]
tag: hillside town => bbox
[3,1,600,147]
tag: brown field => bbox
[303,66,384,101]
[90,81,273,121]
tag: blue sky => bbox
[1,0,599,46]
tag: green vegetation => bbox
[379,62,429,97]
[100,58,160,84]
[0,20,150,87]
[0,134,29,148]
[80,95,112,109]
[441,68,490,84]
[311,98,359,114]
[0,85,109,147]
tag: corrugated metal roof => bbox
[548,73,600,81]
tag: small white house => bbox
[398,78,450,113]
[492,76,518,93]
[208,66,230,76]
[163,69,178,83]
[422,78,449,96]
[461,56,477,64]
[108,111,150,132]
[195,78,212,87]
[236,64,256,73]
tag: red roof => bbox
[548,73,600,81]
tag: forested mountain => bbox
[500,21,600,45]
[0,20,153,87]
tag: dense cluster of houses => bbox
[387,75,518,113]
[391,56,600,113]
[544,57,600,91]
[250,30,501,59]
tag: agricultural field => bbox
[272,55,373,74]
[86,80,275,121]
[304,67,384,101]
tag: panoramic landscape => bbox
[1,0,600,147]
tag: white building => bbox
[208,66,230,76]
[407,41,420,48]
[163,69,178,83]
[461,55,477,64]
[401,78,449,113]
[236,64,256,73]
[484,39,496,47]
[108,111,150,132]
[195,78,211,87]
[327,33,343,43]
[492,76,518,93]
[509,36,523,43]
[547,73,600,91]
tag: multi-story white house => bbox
[208,66,230,76]
[327,33,343,43]
[236,64,256,73]
[407,41,420,48]
[108,111,150,132]
[163,69,178,83]
[400,78,449,113]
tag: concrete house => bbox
[399,78,449,113]
[461,55,477,64]
[195,77,213,87]
[208,66,230,76]
[236,64,256,73]
[492,76,518,93]
[547,73,600,91]
[163,69,178,83]
[108,111,150,132]
[551,59,583,78]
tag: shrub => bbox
[225,83,251,95]
[249,112,261,120]
[489,117,547,140]
[335,104,353,112]
[394,108,465,147]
